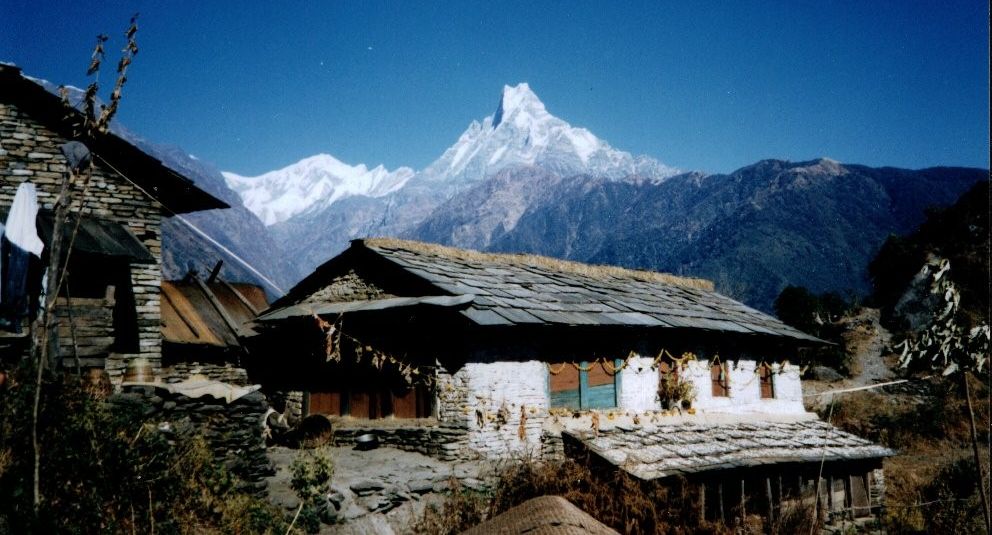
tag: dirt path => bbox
[804,307,897,411]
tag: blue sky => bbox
[3,1,989,176]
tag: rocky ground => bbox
[265,445,492,534]
[803,308,898,412]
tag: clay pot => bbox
[123,357,153,383]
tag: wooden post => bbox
[740,478,746,524]
[766,476,774,524]
[718,481,725,523]
[699,482,706,523]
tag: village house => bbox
[0,63,227,381]
[251,237,893,523]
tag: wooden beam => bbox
[220,279,261,316]
[193,273,246,340]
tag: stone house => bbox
[251,237,893,522]
[0,64,226,379]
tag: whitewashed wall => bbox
[686,360,805,415]
[618,355,661,411]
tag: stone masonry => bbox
[0,100,162,380]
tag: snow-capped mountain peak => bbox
[419,82,677,182]
[223,154,413,225]
[492,83,549,129]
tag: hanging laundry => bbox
[2,182,44,332]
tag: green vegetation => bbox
[289,447,335,533]
[0,363,287,534]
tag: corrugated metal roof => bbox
[161,278,268,347]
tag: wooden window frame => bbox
[711,362,730,397]
[759,363,775,399]
[548,360,622,410]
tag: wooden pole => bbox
[766,476,775,524]
[741,478,746,524]
[963,371,992,534]
[718,481,725,524]
[30,163,75,516]
[699,481,706,523]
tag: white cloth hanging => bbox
[5,182,44,257]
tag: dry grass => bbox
[419,456,732,535]
[363,237,715,291]
[825,376,990,533]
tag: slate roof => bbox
[0,64,227,214]
[564,419,894,481]
[461,496,619,535]
[358,239,821,343]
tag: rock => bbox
[461,478,487,491]
[408,479,436,494]
[327,489,346,508]
[350,479,386,496]
[360,494,393,513]
[319,497,339,524]
[811,366,844,382]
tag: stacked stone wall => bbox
[436,361,549,459]
[112,384,273,489]
[0,102,162,380]
[162,361,250,385]
[332,425,469,461]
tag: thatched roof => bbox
[461,496,618,535]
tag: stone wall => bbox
[436,361,549,458]
[112,384,273,489]
[0,101,162,379]
[332,424,469,461]
[162,361,250,386]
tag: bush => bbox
[0,362,286,534]
[415,478,490,535]
[289,447,335,533]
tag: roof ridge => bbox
[359,238,715,291]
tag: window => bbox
[711,362,730,397]
[308,383,434,419]
[759,363,775,399]
[550,360,621,409]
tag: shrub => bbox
[415,478,490,535]
[289,447,335,533]
[0,362,286,534]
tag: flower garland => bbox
[545,349,699,375]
